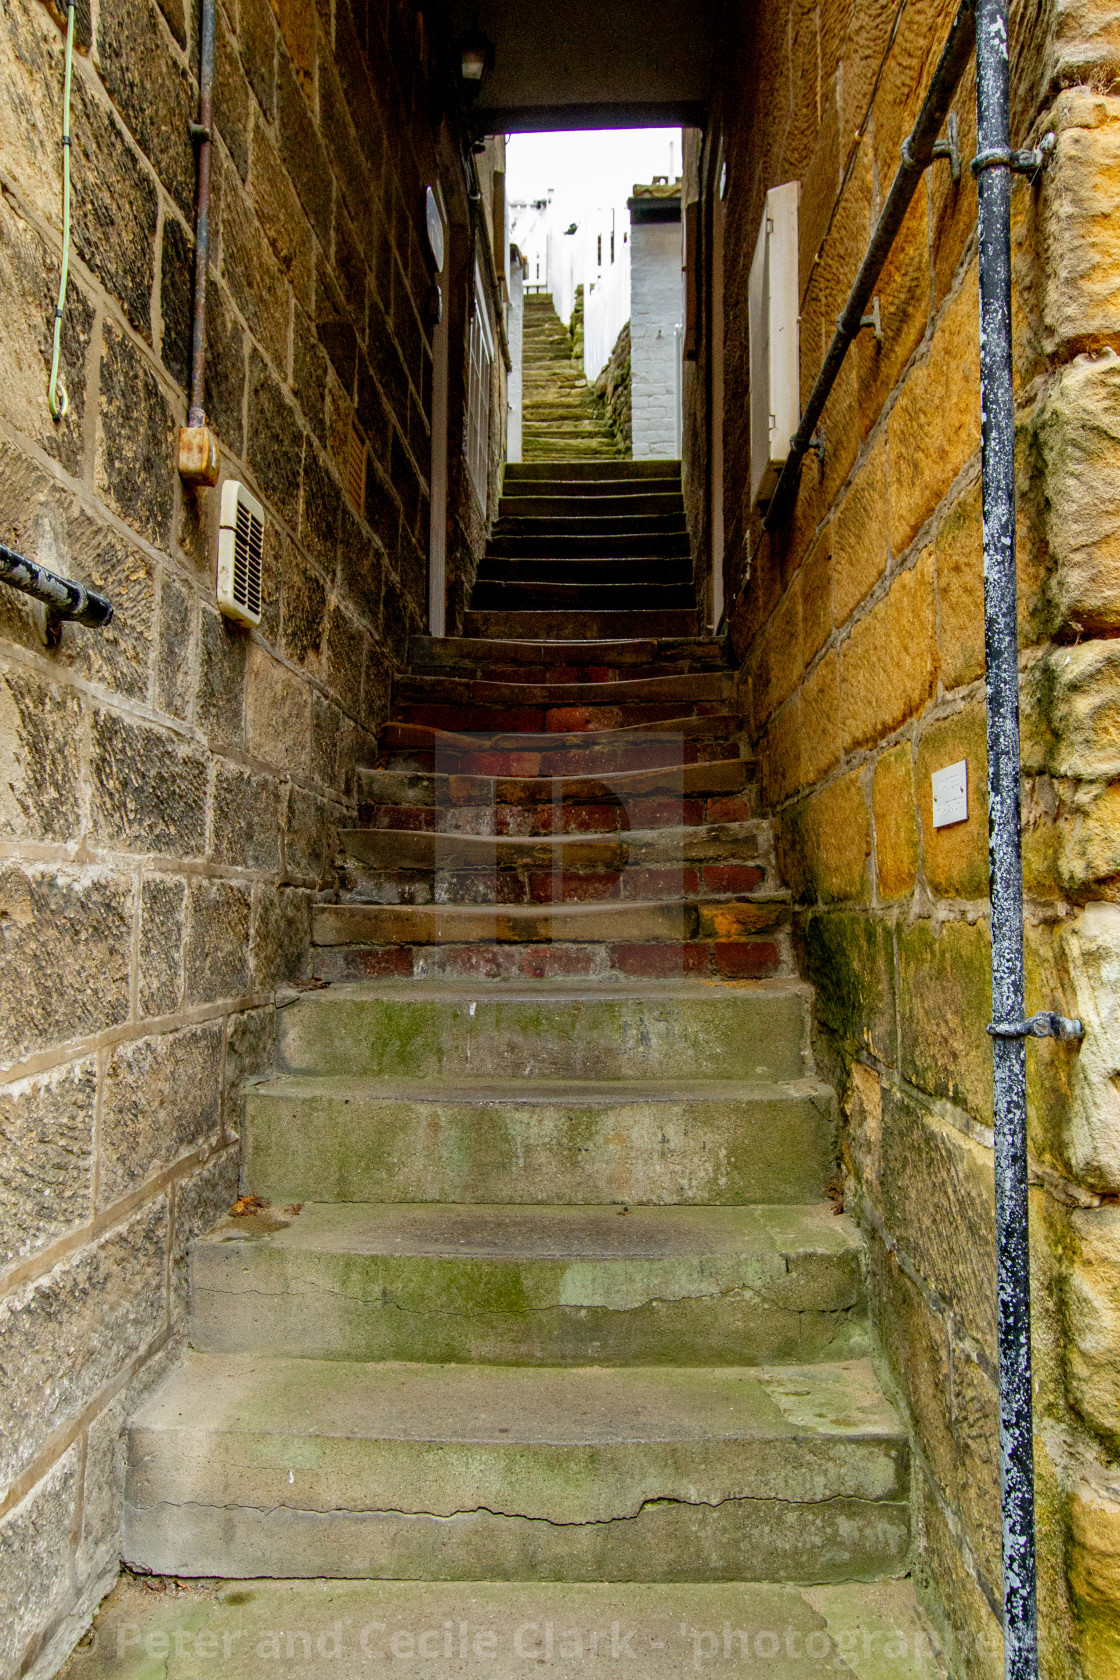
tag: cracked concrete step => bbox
[463,609,701,638]
[276,980,810,1082]
[123,1356,909,1582]
[312,897,788,948]
[61,1575,948,1680]
[243,1075,838,1206]
[191,1202,867,1367]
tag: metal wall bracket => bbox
[931,112,961,182]
[859,295,882,345]
[988,1010,1084,1041]
[972,131,1056,176]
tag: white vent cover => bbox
[749,181,800,510]
[217,480,263,626]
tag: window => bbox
[466,262,495,506]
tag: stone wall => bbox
[694,0,1120,1673]
[0,0,500,1671]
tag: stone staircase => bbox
[522,295,622,460]
[121,460,938,1665]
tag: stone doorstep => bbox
[60,1577,948,1680]
[189,1201,867,1366]
[275,979,810,1083]
[122,1356,909,1581]
[241,1075,838,1207]
[310,898,787,947]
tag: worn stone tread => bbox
[393,671,733,708]
[338,821,774,871]
[312,897,788,947]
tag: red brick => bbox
[623,866,700,898]
[546,706,624,732]
[527,871,621,903]
[519,945,600,979]
[705,793,756,823]
[703,864,764,893]
[714,941,781,978]
[611,942,710,977]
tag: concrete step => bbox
[64,1575,949,1679]
[276,980,810,1082]
[312,897,788,949]
[463,609,700,638]
[124,1356,909,1581]
[243,1075,837,1206]
[190,1202,867,1367]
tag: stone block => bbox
[96,325,177,548]
[137,874,186,1018]
[839,549,938,752]
[936,478,985,690]
[1063,1205,1120,1449]
[170,1147,240,1322]
[197,606,248,751]
[759,697,801,809]
[284,783,334,882]
[246,643,312,774]
[99,1023,224,1201]
[0,863,132,1064]
[1045,638,1120,778]
[247,349,305,530]
[832,438,888,627]
[338,499,385,626]
[1070,1475,1120,1680]
[62,506,158,703]
[1042,94,1120,354]
[878,1083,997,1352]
[798,83,841,298]
[916,705,990,899]
[277,50,333,245]
[800,651,842,787]
[947,1347,1001,1591]
[221,170,293,375]
[237,0,277,118]
[897,915,993,1123]
[95,0,195,220]
[1036,350,1120,633]
[250,112,314,313]
[0,194,92,479]
[1060,903,1120,1189]
[1049,0,1120,86]
[223,1003,277,1134]
[274,0,317,89]
[300,438,343,571]
[251,884,312,990]
[855,190,930,438]
[779,773,870,904]
[803,910,896,1063]
[0,1199,167,1487]
[800,525,832,663]
[155,572,194,720]
[930,64,978,311]
[872,744,919,900]
[1059,778,1120,890]
[211,765,282,870]
[0,1443,81,1680]
[0,0,69,226]
[914,1469,1003,1680]
[0,666,81,843]
[185,878,252,1004]
[213,7,250,180]
[90,707,207,856]
[68,77,159,338]
[888,268,981,555]
[324,603,366,722]
[0,1058,95,1269]
[750,578,802,731]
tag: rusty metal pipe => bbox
[188,0,216,428]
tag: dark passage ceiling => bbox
[447,0,716,133]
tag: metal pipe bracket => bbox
[988,1011,1084,1041]
[972,132,1056,176]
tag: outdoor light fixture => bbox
[458,25,493,87]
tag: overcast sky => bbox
[506,129,682,227]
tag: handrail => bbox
[763,0,978,529]
[0,541,113,633]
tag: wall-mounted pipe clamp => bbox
[987,1010,1084,1040]
[972,132,1056,175]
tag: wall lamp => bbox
[458,25,494,92]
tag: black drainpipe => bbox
[974,2,1080,1677]
[188,0,216,430]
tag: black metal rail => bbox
[763,0,977,529]
[0,541,113,631]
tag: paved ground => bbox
[60,1576,948,1679]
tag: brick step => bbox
[470,584,695,615]
[393,671,733,709]
[374,713,746,765]
[406,633,727,675]
[124,1356,909,1581]
[315,937,787,984]
[335,870,778,911]
[312,897,789,950]
[242,1074,837,1206]
[463,609,700,638]
[190,1201,866,1367]
[339,822,770,876]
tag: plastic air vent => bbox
[217,480,263,626]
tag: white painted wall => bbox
[507,251,524,462]
[630,217,683,459]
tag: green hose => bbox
[47,0,75,423]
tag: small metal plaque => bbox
[426,186,445,272]
[931,759,968,828]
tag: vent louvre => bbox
[217,481,264,626]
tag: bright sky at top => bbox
[505,128,682,227]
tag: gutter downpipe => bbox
[178,0,220,485]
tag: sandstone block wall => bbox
[0,1,498,1672]
[693,0,1120,1673]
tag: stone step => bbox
[470,584,695,615]
[495,514,687,539]
[463,609,700,638]
[393,671,732,709]
[59,1575,950,1679]
[504,461,681,480]
[391,701,730,738]
[338,822,770,874]
[313,897,788,949]
[372,719,748,778]
[335,860,778,910]
[486,539,691,563]
[498,493,683,518]
[477,561,693,587]
[190,1202,867,1367]
[406,633,726,673]
[243,1075,837,1206]
[523,442,624,461]
[276,980,810,1082]
[314,935,786,985]
[124,1356,909,1581]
